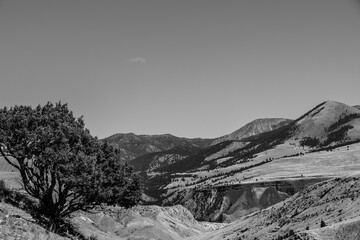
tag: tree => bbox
[299,137,320,148]
[320,220,326,228]
[0,102,142,226]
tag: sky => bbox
[0,0,360,139]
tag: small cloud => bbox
[129,57,147,64]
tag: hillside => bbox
[0,194,223,240]
[187,175,360,240]
[159,101,360,177]
[143,101,360,222]
[103,133,213,161]
[3,175,360,240]
[130,144,202,173]
[212,118,292,145]
[0,202,69,240]
[293,100,360,143]
[1,100,360,239]
[72,205,223,240]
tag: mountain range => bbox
[103,101,360,221]
[103,133,213,161]
[2,100,360,240]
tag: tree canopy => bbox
[0,102,142,224]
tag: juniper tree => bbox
[0,102,142,225]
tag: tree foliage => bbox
[299,137,320,148]
[320,220,326,228]
[0,102,142,224]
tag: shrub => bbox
[0,179,10,200]
[300,137,320,147]
[320,220,326,228]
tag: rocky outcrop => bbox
[164,179,326,223]
[165,184,289,222]
[187,175,360,240]
[72,205,223,240]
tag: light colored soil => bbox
[187,175,360,240]
[0,202,69,240]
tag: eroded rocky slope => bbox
[72,205,223,240]
[164,185,288,222]
[163,178,326,223]
[188,175,360,240]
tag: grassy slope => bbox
[166,142,360,192]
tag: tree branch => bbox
[0,146,20,170]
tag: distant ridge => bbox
[211,118,292,145]
[103,133,213,161]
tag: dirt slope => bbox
[71,205,223,240]
[0,202,69,240]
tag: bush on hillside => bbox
[300,137,320,148]
[320,220,326,228]
[0,179,11,201]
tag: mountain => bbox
[130,144,202,173]
[293,100,360,143]
[2,100,360,239]
[103,133,213,161]
[211,118,292,145]
[160,101,360,174]
[141,101,360,222]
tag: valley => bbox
[1,100,360,239]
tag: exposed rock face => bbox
[103,133,213,161]
[212,118,292,145]
[187,175,360,240]
[164,183,296,222]
[72,205,223,240]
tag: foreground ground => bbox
[2,175,360,240]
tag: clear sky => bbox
[1,0,360,139]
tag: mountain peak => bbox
[294,101,360,140]
[212,118,292,145]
